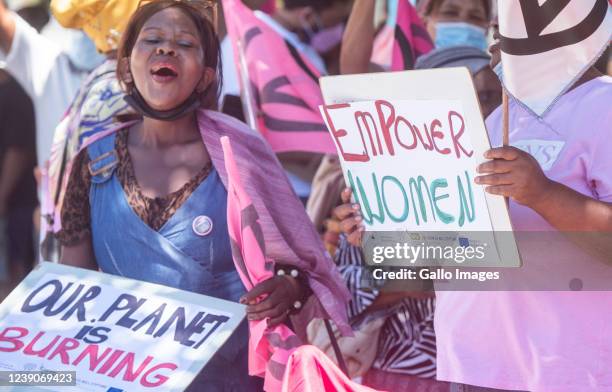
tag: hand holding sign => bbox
[333,188,365,247]
[240,275,303,327]
[476,146,554,207]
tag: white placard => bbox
[0,262,245,391]
[320,68,521,267]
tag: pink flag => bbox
[222,0,337,154]
[498,0,611,116]
[281,345,381,392]
[222,135,302,391]
[223,138,374,390]
[391,0,434,71]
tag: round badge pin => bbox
[192,215,213,237]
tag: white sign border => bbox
[320,68,522,267]
[0,262,246,392]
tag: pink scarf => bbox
[201,110,350,340]
[221,132,363,391]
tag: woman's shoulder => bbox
[84,123,132,158]
[202,110,265,140]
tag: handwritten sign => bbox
[320,68,521,267]
[0,262,245,391]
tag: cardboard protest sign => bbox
[0,262,245,391]
[320,68,521,267]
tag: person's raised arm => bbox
[0,1,16,54]
[340,0,376,75]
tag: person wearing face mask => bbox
[415,45,502,118]
[341,0,432,75]
[220,0,352,204]
[220,0,351,102]
[417,0,491,51]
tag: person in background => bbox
[222,0,352,96]
[327,45,500,392]
[341,0,490,74]
[221,0,352,204]
[0,69,36,296]
[415,45,501,117]
[337,28,612,392]
[417,0,490,51]
[39,0,139,262]
[0,0,104,168]
[218,0,280,106]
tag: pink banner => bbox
[222,135,300,391]
[391,0,434,71]
[222,0,337,154]
[224,134,375,390]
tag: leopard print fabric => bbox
[58,128,212,246]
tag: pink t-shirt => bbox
[435,76,612,391]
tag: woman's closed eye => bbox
[469,12,487,24]
[143,36,162,44]
[439,7,460,18]
[177,40,196,48]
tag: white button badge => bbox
[192,215,213,237]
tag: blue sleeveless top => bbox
[86,132,260,391]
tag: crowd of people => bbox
[0,0,610,391]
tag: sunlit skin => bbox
[423,0,489,41]
[129,8,210,111]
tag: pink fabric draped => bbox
[222,135,299,391]
[391,0,433,71]
[201,110,350,341]
[222,0,337,154]
[282,345,383,392]
[216,109,352,390]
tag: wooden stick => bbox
[502,91,510,206]
[502,91,509,146]
[324,319,349,376]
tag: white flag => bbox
[498,0,611,116]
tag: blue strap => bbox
[87,133,118,184]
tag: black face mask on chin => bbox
[123,87,201,122]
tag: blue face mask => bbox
[434,22,488,51]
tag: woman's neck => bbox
[135,113,201,148]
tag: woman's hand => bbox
[333,188,364,247]
[475,146,554,208]
[240,275,303,327]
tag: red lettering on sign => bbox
[322,104,370,162]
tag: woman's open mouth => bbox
[150,63,179,83]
